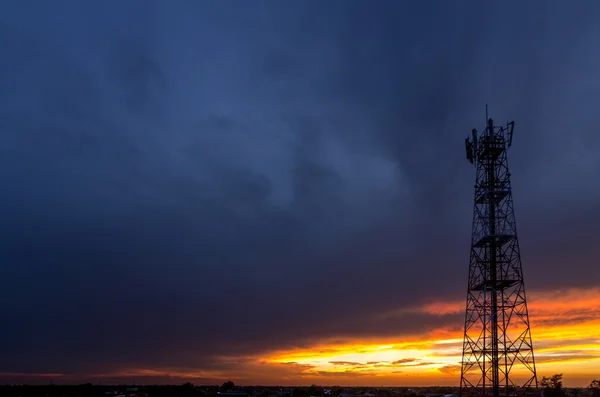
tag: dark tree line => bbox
[541,374,600,397]
[589,380,600,397]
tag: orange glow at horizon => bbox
[2,287,599,387]
[254,287,600,386]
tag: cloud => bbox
[437,365,461,376]
[329,362,363,366]
[1,0,600,386]
[391,359,417,366]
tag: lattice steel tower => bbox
[460,117,538,397]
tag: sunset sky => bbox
[2,0,600,388]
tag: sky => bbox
[1,0,600,388]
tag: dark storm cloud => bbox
[1,0,600,378]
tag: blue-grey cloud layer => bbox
[1,0,600,377]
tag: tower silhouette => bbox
[460,117,538,397]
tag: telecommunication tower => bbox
[460,116,538,397]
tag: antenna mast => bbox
[460,116,538,397]
[486,104,488,122]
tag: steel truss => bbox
[460,118,538,397]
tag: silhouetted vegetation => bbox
[590,380,600,397]
[0,381,597,397]
[542,374,567,397]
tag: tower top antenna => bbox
[465,114,516,165]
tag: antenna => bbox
[507,121,515,148]
[485,103,488,125]
[465,137,474,164]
